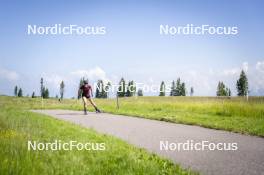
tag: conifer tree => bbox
[190,87,194,96]
[137,89,143,96]
[105,82,111,98]
[180,82,186,96]
[126,80,136,97]
[95,80,107,98]
[118,78,126,97]
[170,81,176,96]
[60,81,65,100]
[43,88,49,98]
[159,81,165,96]
[236,70,248,96]
[40,78,45,98]
[175,78,181,96]
[14,86,18,96]
[18,88,23,97]
[216,81,230,96]
[31,92,35,98]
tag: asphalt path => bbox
[32,110,264,175]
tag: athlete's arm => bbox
[90,87,93,97]
[78,89,81,98]
[78,86,82,98]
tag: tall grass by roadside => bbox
[1,95,264,136]
[0,98,194,175]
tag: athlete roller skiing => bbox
[78,80,101,115]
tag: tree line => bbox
[13,70,249,98]
[13,77,65,100]
[216,70,248,96]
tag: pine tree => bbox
[180,82,186,96]
[125,81,131,97]
[228,89,232,96]
[126,80,136,97]
[236,70,248,96]
[14,86,18,96]
[102,81,107,98]
[159,81,165,96]
[18,88,23,97]
[59,81,64,99]
[131,81,136,96]
[175,78,181,96]
[225,87,229,96]
[170,78,186,96]
[137,89,143,96]
[170,81,176,96]
[40,78,50,98]
[31,92,35,98]
[95,80,107,98]
[40,78,44,98]
[60,81,65,100]
[216,81,230,96]
[217,82,224,96]
[190,87,194,96]
[118,78,126,97]
[95,80,101,98]
[105,82,111,98]
[44,88,49,99]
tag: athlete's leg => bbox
[88,98,101,112]
[82,96,88,114]
[87,97,97,108]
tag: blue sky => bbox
[0,0,264,97]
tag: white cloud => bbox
[148,77,154,83]
[249,61,264,95]
[0,68,19,81]
[223,62,248,76]
[188,70,198,77]
[242,62,249,72]
[36,67,112,97]
[181,61,264,96]
[71,66,110,83]
[219,61,264,95]
[39,73,75,97]
[256,61,264,73]
[223,68,240,76]
[184,70,216,95]
[42,73,64,89]
[110,75,119,83]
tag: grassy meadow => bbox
[0,95,263,174]
[1,95,263,136]
[0,95,194,175]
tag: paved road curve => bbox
[32,110,264,175]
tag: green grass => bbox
[1,95,263,136]
[97,96,264,137]
[0,96,195,175]
[1,95,263,174]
